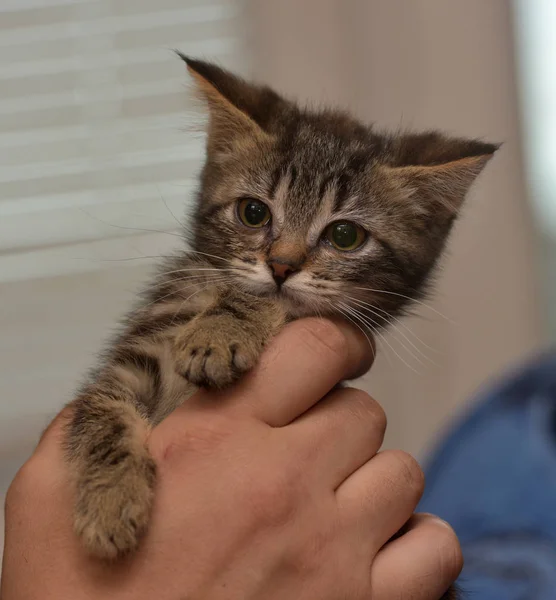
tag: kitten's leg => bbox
[67,286,282,558]
[67,338,196,558]
[174,290,286,389]
[66,380,156,559]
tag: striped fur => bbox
[66,56,496,569]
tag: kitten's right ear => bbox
[381,133,499,215]
[177,53,282,156]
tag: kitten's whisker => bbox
[169,277,232,325]
[129,279,227,325]
[331,303,376,364]
[346,306,426,373]
[138,275,230,312]
[339,302,420,374]
[341,303,418,372]
[354,286,455,324]
[353,299,440,356]
[156,267,244,278]
[335,302,391,369]
[177,275,232,288]
[350,307,426,374]
[138,271,236,295]
[94,255,174,263]
[79,208,184,240]
[346,297,437,367]
[157,186,185,228]
[185,249,240,265]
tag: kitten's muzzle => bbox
[267,258,299,287]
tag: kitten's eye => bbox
[325,221,366,251]
[237,198,271,228]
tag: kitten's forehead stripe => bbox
[334,173,351,212]
[268,165,283,199]
[306,185,337,245]
[333,152,369,212]
[288,164,298,189]
[318,173,335,200]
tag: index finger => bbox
[224,318,374,426]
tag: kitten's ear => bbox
[177,53,282,156]
[382,133,499,214]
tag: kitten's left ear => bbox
[382,133,499,214]
[177,53,284,156]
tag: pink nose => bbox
[267,260,298,284]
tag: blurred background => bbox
[0,0,554,563]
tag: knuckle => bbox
[248,472,299,528]
[291,528,332,577]
[151,413,236,463]
[388,450,425,496]
[344,388,387,432]
[299,319,349,363]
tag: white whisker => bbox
[354,286,455,324]
[185,249,240,265]
[137,270,239,295]
[330,302,376,365]
[92,255,174,263]
[339,302,419,374]
[353,299,440,355]
[157,267,245,278]
[335,302,391,370]
[346,297,437,367]
[169,277,231,325]
[79,208,184,240]
[138,274,231,312]
[157,186,185,228]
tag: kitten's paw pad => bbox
[174,321,259,388]
[74,464,154,559]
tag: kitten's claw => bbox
[174,317,260,389]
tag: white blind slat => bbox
[0,0,246,282]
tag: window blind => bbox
[0,0,246,283]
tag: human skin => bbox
[1,319,462,599]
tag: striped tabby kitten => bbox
[66,55,496,566]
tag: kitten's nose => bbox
[267,260,298,286]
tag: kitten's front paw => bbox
[74,458,155,560]
[174,316,261,388]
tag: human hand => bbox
[1,319,461,599]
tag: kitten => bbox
[66,55,496,574]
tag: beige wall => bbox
[249,0,544,455]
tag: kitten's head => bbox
[181,55,497,323]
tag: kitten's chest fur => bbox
[112,253,289,424]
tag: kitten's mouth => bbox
[241,274,318,312]
[248,282,304,303]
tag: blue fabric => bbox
[418,352,556,600]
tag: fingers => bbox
[286,387,386,487]
[371,514,463,600]
[336,450,425,551]
[233,318,374,426]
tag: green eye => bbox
[325,221,366,251]
[238,198,271,228]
